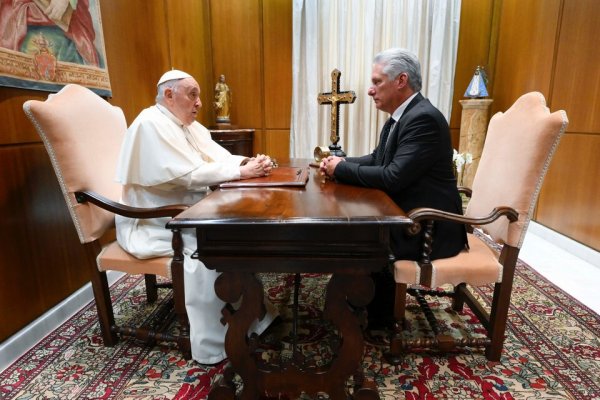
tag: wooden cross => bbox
[317,69,356,156]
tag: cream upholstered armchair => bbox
[23,84,191,358]
[388,92,568,362]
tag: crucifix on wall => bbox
[317,69,356,157]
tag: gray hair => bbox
[373,48,422,92]
[156,80,180,104]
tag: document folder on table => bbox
[219,166,310,188]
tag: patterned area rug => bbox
[1,256,599,399]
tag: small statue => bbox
[214,74,232,123]
[464,66,489,98]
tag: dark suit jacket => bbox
[334,93,467,261]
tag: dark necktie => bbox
[375,118,394,165]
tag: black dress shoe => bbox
[366,314,395,331]
[259,315,283,339]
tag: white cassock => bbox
[114,104,277,364]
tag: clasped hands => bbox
[319,155,344,179]
[240,153,274,178]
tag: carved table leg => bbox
[207,365,236,400]
[321,273,380,400]
[208,271,380,400]
[211,271,265,399]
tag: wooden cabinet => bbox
[209,128,254,157]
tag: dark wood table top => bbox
[168,159,409,228]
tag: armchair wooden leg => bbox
[91,273,118,346]
[486,279,515,361]
[486,247,518,361]
[85,243,118,346]
[386,282,408,365]
[145,274,158,303]
[452,283,467,311]
[393,282,407,321]
[486,281,511,361]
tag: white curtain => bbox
[291,0,462,158]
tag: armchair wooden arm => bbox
[404,206,518,263]
[75,190,188,219]
[408,206,518,228]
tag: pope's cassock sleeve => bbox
[115,105,246,189]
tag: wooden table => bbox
[167,160,410,400]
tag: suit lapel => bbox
[382,93,424,164]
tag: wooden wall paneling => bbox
[167,0,214,127]
[20,146,91,304]
[209,0,263,131]
[0,89,45,145]
[262,0,293,130]
[0,145,90,341]
[491,0,561,114]
[550,0,600,133]
[99,0,171,123]
[449,0,495,131]
[0,146,43,341]
[265,129,291,164]
[536,134,600,250]
[252,128,264,156]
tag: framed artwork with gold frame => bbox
[0,0,111,96]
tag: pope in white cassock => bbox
[114,69,278,364]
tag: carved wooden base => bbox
[386,287,492,365]
[210,271,380,400]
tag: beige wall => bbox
[0,0,597,342]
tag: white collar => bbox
[390,92,419,122]
[155,103,186,128]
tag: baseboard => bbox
[0,271,125,373]
[528,221,600,269]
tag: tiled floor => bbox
[1,222,599,373]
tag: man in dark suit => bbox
[320,48,467,328]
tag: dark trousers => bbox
[366,267,396,328]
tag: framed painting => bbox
[0,0,111,96]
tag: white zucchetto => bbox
[156,69,193,87]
